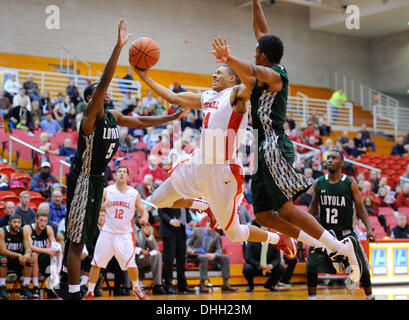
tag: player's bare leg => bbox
[128,267,147,300]
[84,265,101,300]
[66,242,83,300]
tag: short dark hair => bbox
[115,165,129,175]
[331,149,344,161]
[257,35,284,64]
[83,82,98,103]
[222,65,241,85]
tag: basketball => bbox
[129,37,160,70]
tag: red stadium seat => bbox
[10,185,27,197]
[221,236,245,264]
[29,192,46,207]
[0,191,20,205]
[0,165,16,179]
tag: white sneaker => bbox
[330,236,362,283]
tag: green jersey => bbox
[2,226,24,254]
[30,224,49,249]
[250,64,289,142]
[70,110,119,177]
[317,174,354,233]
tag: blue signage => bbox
[394,248,408,276]
[372,248,387,276]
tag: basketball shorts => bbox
[91,230,136,271]
[306,230,370,276]
[169,155,245,232]
[65,171,105,244]
[0,256,23,275]
[252,134,312,214]
[38,253,51,275]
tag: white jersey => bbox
[102,185,139,234]
[199,87,248,164]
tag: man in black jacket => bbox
[242,220,285,292]
[158,207,194,294]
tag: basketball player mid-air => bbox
[131,62,297,258]
[84,166,149,300]
[54,19,185,300]
[209,0,362,283]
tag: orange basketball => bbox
[129,37,160,70]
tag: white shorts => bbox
[91,230,136,270]
[169,154,244,231]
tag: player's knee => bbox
[0,257,7,267]
[224,224,249,242]
[150,192,171,208]
[255,211,272,226]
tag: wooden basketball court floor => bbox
[16,284,409,300]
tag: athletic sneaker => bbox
[0,285,9,300]
[275,233,297,259]
[32,286,40,299]
[329,236,362,283]
[83,292,94,300]
[20,285,34,300]
[132,286,148,300]
[203,207,217,230]
[52,281,69,300]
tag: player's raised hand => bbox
[117,18,130,48]
[211,36,231,63]
[171,106,186,120]
[129,60,149,79]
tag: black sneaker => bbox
[94,286,102,297]
[52,281,69,300]
[68,291,82,300]
[32,286,40,299]
[80,285,88,298]
[20,285,34,300]
[0,285,9,300]
[46,289,57,299]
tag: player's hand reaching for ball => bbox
[117,18,130,48]
[171,106,186,121]
[129,62,149,79]
[211,36,231,63]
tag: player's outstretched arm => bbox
[253,0,268,39]
[131,65,202,109]
[212,37,282,93]
[230,84,252,114]
[135,193,149,225]
[110,106,185,129]
[351,181,377,243]
[82,19,130,136]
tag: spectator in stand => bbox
[121,91,133,113]
[345,139,360,159]
[359,124,376,152]
[390,214,409,239]
[139,155,167,184]
[394,183,409,208]
[48,138,77,163]
[195,112,203,130]
[30,100,42,121]
[48,190,66,228]
[361,181,380,208]
[143,127,160,150]
[142,90,156,109]
[328,89,347,124]
[338,131,350,149]
[314,129,323,147]
[172,82,186,94]
[151,133,171,159]
[54,94,73,123]
[0,202,16,227]
[154,97,166,115]
[15,191,35,226]
[166,104,179,116]
[38,132,54,153]
[377,187,395,208]
[363,195,388,233]
[66,80,81,105]
[303,121,315,138]
[8,99,32,131]
[23,75,41,102]
[29,161,58,199]
[181,112,199,131]
[311,161,324,180]
[40,91,52,114]
[40,111,62,136]
[4,74,21,103]
[353,132,367,156]
[135,174,154,200]
[322,139,334,162]
[391,137,407,157]
[75,94,87,115]
[16,116,30,132]
[0,88,11,120]
[318,117,331,137]
[63,107,77,132]
[0,175,9,191]
[307,111,319,128]
[286,114,296,131]
[13,87,31,111]
[368,170,380,194]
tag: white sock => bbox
[318,230,341,252]
[69,284,80,293]
[32,277,39,287]
[297,230,322,248]
[266,232,280,245]
[132,280,140,289]
[366,294,374,300]
[191,199,209,211]
[80,275,89,286]
[88,282,96,294]
[23,277,31,286]
[0,278,5,286]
